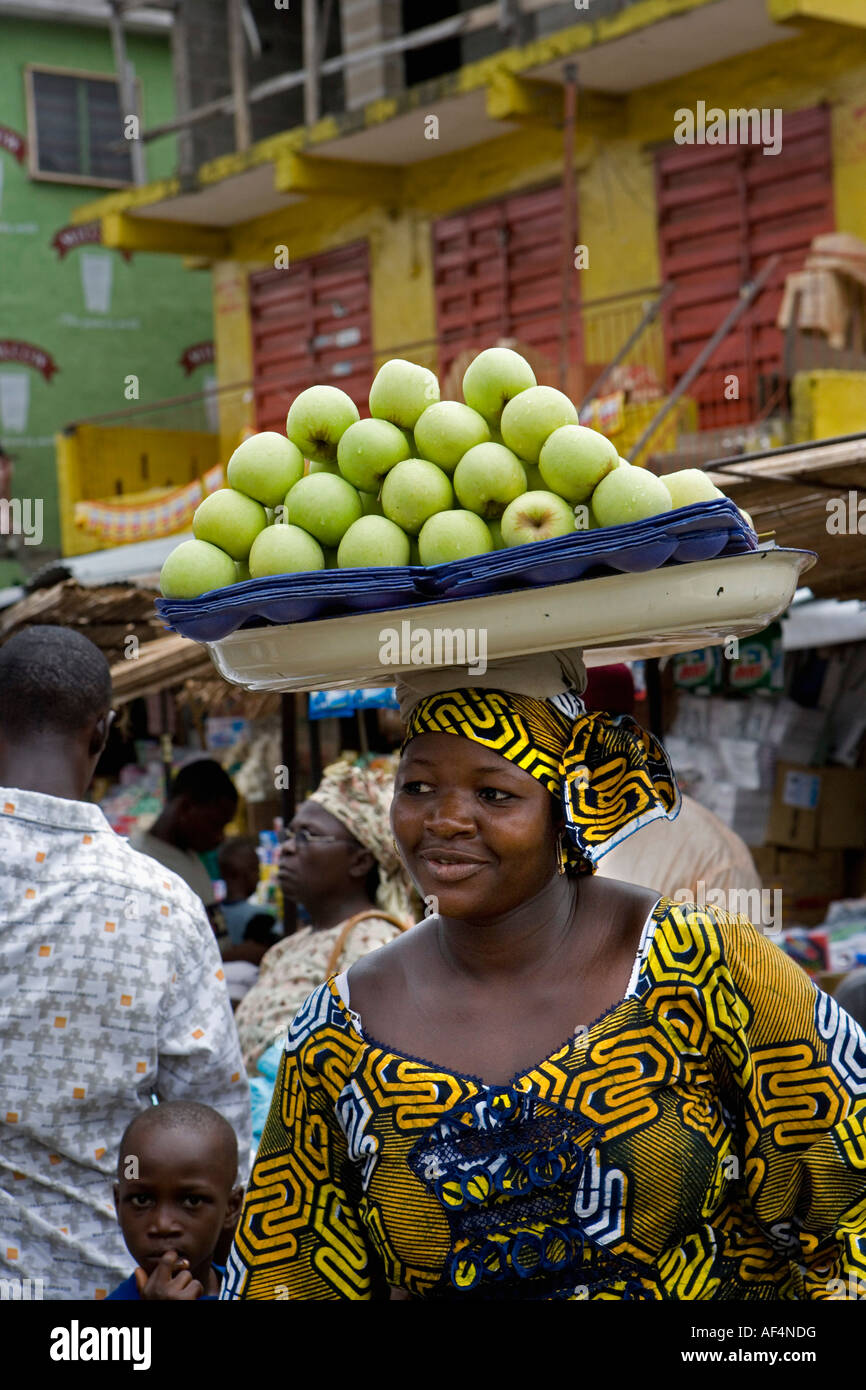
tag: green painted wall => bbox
[0,16,213,578]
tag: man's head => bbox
[114,1101,242,1288]
[163,759,238,854]
[218,836,260,903]
[0,625,113,798]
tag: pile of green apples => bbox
[160,347,743,599]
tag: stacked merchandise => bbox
[666,636,866,979]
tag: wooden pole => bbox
[629,254,780,463]
[303,0,320,128]
[108,0,146,185]
[645,659,664,739]
[280,693,297,936]
[308,710,322,789]
[228,0,252,152]
[170,0,195,182]
[559,62,578,393]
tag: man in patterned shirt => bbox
[0,625,251,1300]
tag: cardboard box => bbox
[766,765,820,850]
[820,769,866,849]
[758,846,846,926]
[750,847,777,886]
[766,763,866,851]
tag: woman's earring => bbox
[555,834,567,876]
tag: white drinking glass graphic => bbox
[79,251,114,314]
[201,372,220,432]
[0,371,31,432]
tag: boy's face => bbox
[225,847,260,902]
[114,1123,242,1287]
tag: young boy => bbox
[106,1100,243,1301]
[218,836,281,952]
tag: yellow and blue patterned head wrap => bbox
[400,682,680,876]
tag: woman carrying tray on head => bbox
[223,651,866,1301]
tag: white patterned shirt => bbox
[0,787,252,1301]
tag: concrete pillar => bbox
[340,0,403,109]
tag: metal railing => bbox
[110,0,575,172]
[63,283,670,438]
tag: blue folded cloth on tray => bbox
[156,498,757,643]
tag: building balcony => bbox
[70,0,828,236]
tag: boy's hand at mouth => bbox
[134,1250,204,1301]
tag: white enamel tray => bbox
[206,546,815,695]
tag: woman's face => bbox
[278,800,368,902]
[392,732,560,921]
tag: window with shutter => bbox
[26,66,133,187]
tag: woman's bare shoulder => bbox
[345,916,436,998]
[580,871,663,916]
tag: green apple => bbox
[309,458,342,476]
[739,507,755,531]
[409,537,421,565]
[369,358,440,431]
[413,401,490,473]
[337,417,412,493]
[662,468,725,509]
[226,432,304,508]
[500,490,575,547]
[453,442,527,520]
[617,456,630,468]
[524,463,545,490]
[337,515,411,568]
[538,424,618,504]
[235,560,251,582]
[248,523,325,577]
[359,490,384,516]
[488,518,505,549]
[381,458,453,535]
[500,385,579,464]
[591,465,672,527]
[286,385,360,465]
[418,510,494,564]
[322,547,340,568]
[160,539,237,598]
[284,472,363,548]
[462,347,537,429]
[192,487,268,561]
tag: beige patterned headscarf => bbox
[309,752,418,923]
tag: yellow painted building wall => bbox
[215,24,866,438]
[792,369,866,441]
[211,260,256,459]
[57,424,219,555]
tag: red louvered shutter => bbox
[656,105,834,429]
[249,240,373,431]
[432,182,570,388]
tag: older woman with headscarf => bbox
[224,652,866,1302]
[234,753,417,1078]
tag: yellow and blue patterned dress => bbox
[223,898,866,1300]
